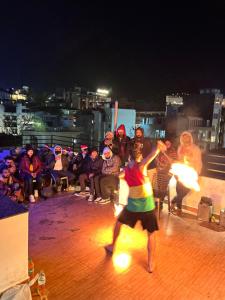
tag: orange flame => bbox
[170,163,200,191]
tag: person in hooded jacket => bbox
[114,124,130,166]
[20,145,43,203]
[94,147,121,204]
[45,145,75,190]
[75,148,104,200]
[171,131,202,216]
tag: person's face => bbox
[27,150,33,157]
[136,130,143,138]
[182,134,192,146]
[118,130,124,137]
[2,169,10,178]
[104,151,111,159]
[15,147,20,154]
[6,159,13,166]
[90,151,98,160]
[82,149,88,155]
[165,141,171,149]
[106,133,113,140]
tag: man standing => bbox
[114,124,130,166]
[105,141,167,273]
[171,131,202,216]
[130,127,153,161]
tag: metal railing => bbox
[21,134,100,151]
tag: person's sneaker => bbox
[88,195,94,202]
[94,197,102,203]
[29,195,35,203]
[79,191,89,197]
[99,198,111,205]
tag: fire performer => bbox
[171,131,202,216]
[105,141,167,273]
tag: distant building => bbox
[0,87,29,103]
[0,102,33,135]
[46,86,112,110]
[165,89,225,150]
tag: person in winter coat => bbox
[94,147,121,205]
[171,131,202,216]
[114,124,130,166]
[45,145,75,190]
[129,127,153,162]
[76,148,104,200]
[20,145,43,203]
[71,145,89,179]
[99,131,119,155]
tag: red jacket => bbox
[20,155,42,176]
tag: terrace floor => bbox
[29,193,225,300]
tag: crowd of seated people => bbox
[0,124,178,209]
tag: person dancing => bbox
[105,141,167,273]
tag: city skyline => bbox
[1,2,225,103]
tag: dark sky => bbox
[1,2,225,103]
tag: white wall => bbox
[110,108,136,137]
[0,212,29,293]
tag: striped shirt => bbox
[124,163,155,212]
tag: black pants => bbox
[94,174,119,199]
[23,173,43,198]
[172,181,190,209]
[79,173,95,194]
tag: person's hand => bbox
[73,164,77,171]
[89,173,94,179]
[32,173,37,178]
[157,141,167,153]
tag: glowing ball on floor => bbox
[113,253,131,272]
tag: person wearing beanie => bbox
[99,132,119,156]
[71,144,89,182]
[75,148,103,200]
[94,146,121,204]
[114,124,130,166]
[20,145,43,203]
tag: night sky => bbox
[1,2,225,104]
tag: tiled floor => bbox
[29,193,225,300]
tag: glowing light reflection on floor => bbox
[113,253,131,272]
[95,224,147,272]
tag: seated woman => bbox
[20,145,43,203]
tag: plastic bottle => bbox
[37,270,47,298]
[34,189,39,198]
[28,258,34,280]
